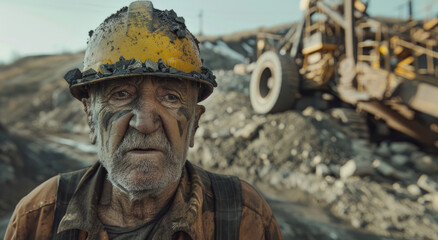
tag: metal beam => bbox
[315,1,347,29]
[344,0,355,61]
[357,101,438,147]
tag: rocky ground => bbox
[187,70,438,239]
[1,40,438,239]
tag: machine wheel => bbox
[250,51,300,114]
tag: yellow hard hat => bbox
[64,1,216,102]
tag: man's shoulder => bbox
[239,180,273,218]
[189,163,273,218]
[239,180,283,239]
[14,175,59,217]
[183,163,282,238]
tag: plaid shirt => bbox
[5,161,282,240]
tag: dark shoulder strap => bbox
[51,168,88,240]
[207,171,243,240]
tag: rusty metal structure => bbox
[250,0,438,147]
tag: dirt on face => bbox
[88,77,200,197]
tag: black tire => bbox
[250,51,300,114]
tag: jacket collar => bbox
[57,161,205,240]
[151,162,205,240]
[57,162,105,238]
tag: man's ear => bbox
[190,105,205,147]
[82,98,97,144]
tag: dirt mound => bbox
[197,23,293,69]
[0,124,89,217]
[188,71,438,239]
[0,53,88,134]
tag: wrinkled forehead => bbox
[89,76,198,97]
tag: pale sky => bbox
[0,0,437,64]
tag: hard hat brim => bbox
[70,72,214,102]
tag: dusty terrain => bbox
[190,71,438,239]
[1,32,438,239]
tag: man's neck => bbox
[97,178,179,228]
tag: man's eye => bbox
[112,91,130,99]
[165,94,179,102]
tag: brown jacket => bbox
[5,162,283,239]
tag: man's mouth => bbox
[127,147,163,154]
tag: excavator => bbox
[250,0,438,147]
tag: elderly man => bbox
[5,1,282,239]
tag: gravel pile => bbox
[188,70,438,239]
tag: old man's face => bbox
[84,76,204,198]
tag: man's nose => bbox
[129,101,161,134]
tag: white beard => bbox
[96,127,186,199]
